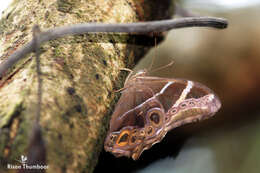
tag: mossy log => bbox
[0,0,175,172]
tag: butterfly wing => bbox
[105,75,221,160]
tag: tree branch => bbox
[0,17,227,78]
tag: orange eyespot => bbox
[116,130,130,147]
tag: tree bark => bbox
[0,0,175,172]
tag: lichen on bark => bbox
[0,0,175,172]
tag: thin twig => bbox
[32,25,42,124]
[22,26,47,170]
[0,17,228,78]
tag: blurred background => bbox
[96,1,260,173]
[0,1,11,18]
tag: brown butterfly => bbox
[104,70,221,160]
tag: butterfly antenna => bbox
[150,60,175,73]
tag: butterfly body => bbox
[104,71,221,160]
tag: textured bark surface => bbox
[0,0,174,172]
